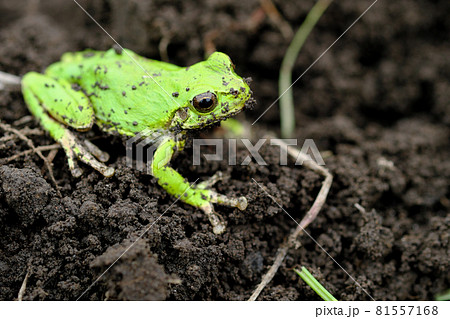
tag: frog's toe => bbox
[210,191,248,211]
[84,139,110,162]
[200,203,226,235]
[98,152,110,163]
[103,167,115,177]
[236,196,248,210]
[213,222,226,235]
[64,146,83,178]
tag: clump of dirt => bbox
[0,0,448,300]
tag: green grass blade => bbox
[435,289,450,301]
[279,0,332,138]
[294,267,337,301]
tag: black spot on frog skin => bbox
[111,108,115,113]
[124,110,128,114]
[172,92,179,97]
[104,66,108,74]
[83,52,95,58]
[133,121,138,126]
[132,85,137,90]
[78,106,83,111]
[44,83,49,87]
[122,91,126,97]
[54,99,57,102]
[186,87,190,92]
[92,81,109,90]
[139,81,145,86]
[229,88,239,97]
[116,61,122,68]
[185,67,190,71]
[78,64,83,69]
[94,66,102,74]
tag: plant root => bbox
[248,137,333,300]
[0,122,61,195]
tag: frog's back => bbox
[44,48,185,135]
[46,48,182,83]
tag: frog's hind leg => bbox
[197,171,225,189]
[22,72,114,177]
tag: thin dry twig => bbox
[41,148,60,176]
[0,128,44,144]
[259,0,294,40]
[17,270,30,301]
[46,148,59,164]
[0,71,21,91]
[0,122,60,195]
[13,115,35,127]
[1,144,60,164]
[248,138,333,301]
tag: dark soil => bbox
[0,0,448,300]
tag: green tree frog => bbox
[21,48,253,234]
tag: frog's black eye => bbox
[192,92,217,113]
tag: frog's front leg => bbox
[151,137,247,234]
[21,72,114,177]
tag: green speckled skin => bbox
[21,48,251,234]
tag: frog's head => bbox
[170,52,253,131]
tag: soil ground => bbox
[0,0,448,300]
